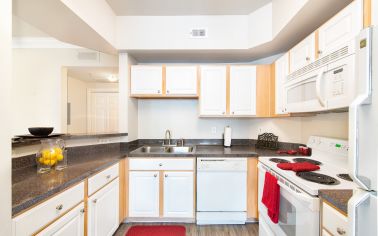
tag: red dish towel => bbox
[262,172,280,224]
[277,162,320,172]
[126,225,186,236]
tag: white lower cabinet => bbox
[163,172,194,218]
[37,203,85,236]
[129,171,160,217]
[88,178,119,236]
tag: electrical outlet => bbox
[211,127,217,134]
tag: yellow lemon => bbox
[43,159,51,166]
[54,147,62,155]
[57,154,64,161]
[51,152,57,160]
[38,157,44,164]
[50,159,57,166]
[42,150,50,159]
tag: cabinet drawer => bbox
[88,163,119,196]
[12,182,84,236]
[322,202,348,236]
[129,158,194,171]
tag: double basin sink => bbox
[132,146,195,154]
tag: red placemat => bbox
[126,225,186,236]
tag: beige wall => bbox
[137,99,349,144]
[0,0,12,234]
[12,48,118,136]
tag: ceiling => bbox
[106,0,271,16]
[67,67,118,83]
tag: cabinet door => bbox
[289,33,315,73]
[129,171,160,217]
[37,203,84,236]
[275,54,289,115]
[318,0,362,57]
[163,172,194,218]
[88,178,119,236]
[130,66,163,95]
[199,66,227,115]
[166,66,198,95]
[229,66,256,116]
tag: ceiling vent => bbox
[190,28,207,38]
[77,51,99,61]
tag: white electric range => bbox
[258,136,357,236]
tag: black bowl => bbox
[28,127,54,137]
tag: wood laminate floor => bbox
[114,223,259,236]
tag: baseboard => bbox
[124,217,196,223]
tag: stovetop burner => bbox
[296,172,340,185]
[269,158,290,163]
[293,158,322,165]
[337,174,353,182]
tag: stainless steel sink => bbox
[132,145,195,154]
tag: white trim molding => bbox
[12,37,82,49]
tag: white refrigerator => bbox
[348,26,378,236]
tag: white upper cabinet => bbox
[199,66,227,116]
[289,33,316,73]
[229,66,257,116]
[165,66,198,96]
[163,172,194,218]
[87,178,119,236]
[37,203,85,236]
[129,171,160,217]
[318,0,362,57]
[130,65,163,95]
[275,53,289,115]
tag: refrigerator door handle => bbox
[348,190,368,236]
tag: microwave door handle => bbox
[315,69,326,107]
[277,181,319,211]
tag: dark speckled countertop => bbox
[12,142,302,217]
[12,152,125,217]
[319,189,354,215]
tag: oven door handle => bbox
[315,68,326,107]
[277,181,319,211]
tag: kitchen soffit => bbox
[106,0,271,16]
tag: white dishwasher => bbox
[196,157,247,225]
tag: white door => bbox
[199,66,227,115]
[88,178,119,236]
[88,92,119,133]
[163,172,194,218]
[129,171,160,217]
[318,0,362,57]
[130,66,163,95]
[37,203,85,236]
[290,33,316,73]
[165,66,197,95]
[229,66,257,116]
[275,53,289,115]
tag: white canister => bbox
[224,126,232,147]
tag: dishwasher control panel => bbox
[197,157,247,171]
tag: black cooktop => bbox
[269,158,291,163]
[296,172,340,185]
[293,158,322,165]
[337,174,354,182]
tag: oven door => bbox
[258,164,320,236]
[285,67,328,113]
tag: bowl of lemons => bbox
[36,139,66,173]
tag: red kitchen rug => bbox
[125,225,186,236]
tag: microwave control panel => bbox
[330,67,345,97]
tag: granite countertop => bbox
[12,152,125,217]
[319,189,354,215]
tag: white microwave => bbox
[285,53,355,113]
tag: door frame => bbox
[86,88,119,133]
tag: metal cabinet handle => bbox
[306,57,311,61]
[222,112,225,115]
[165,174,168,177]
[157,90,161,94]
[232,112,234,115]
[93,199,97,203]
[167,90,170,94]
[337,227,346,235]
[106,175,111,179]
[154,174,158,177]
[80,208,85,214]
[56,204,63,211]
[318,50,323,55]
[159,163,163,167]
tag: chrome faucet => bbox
[164,129,173,146]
